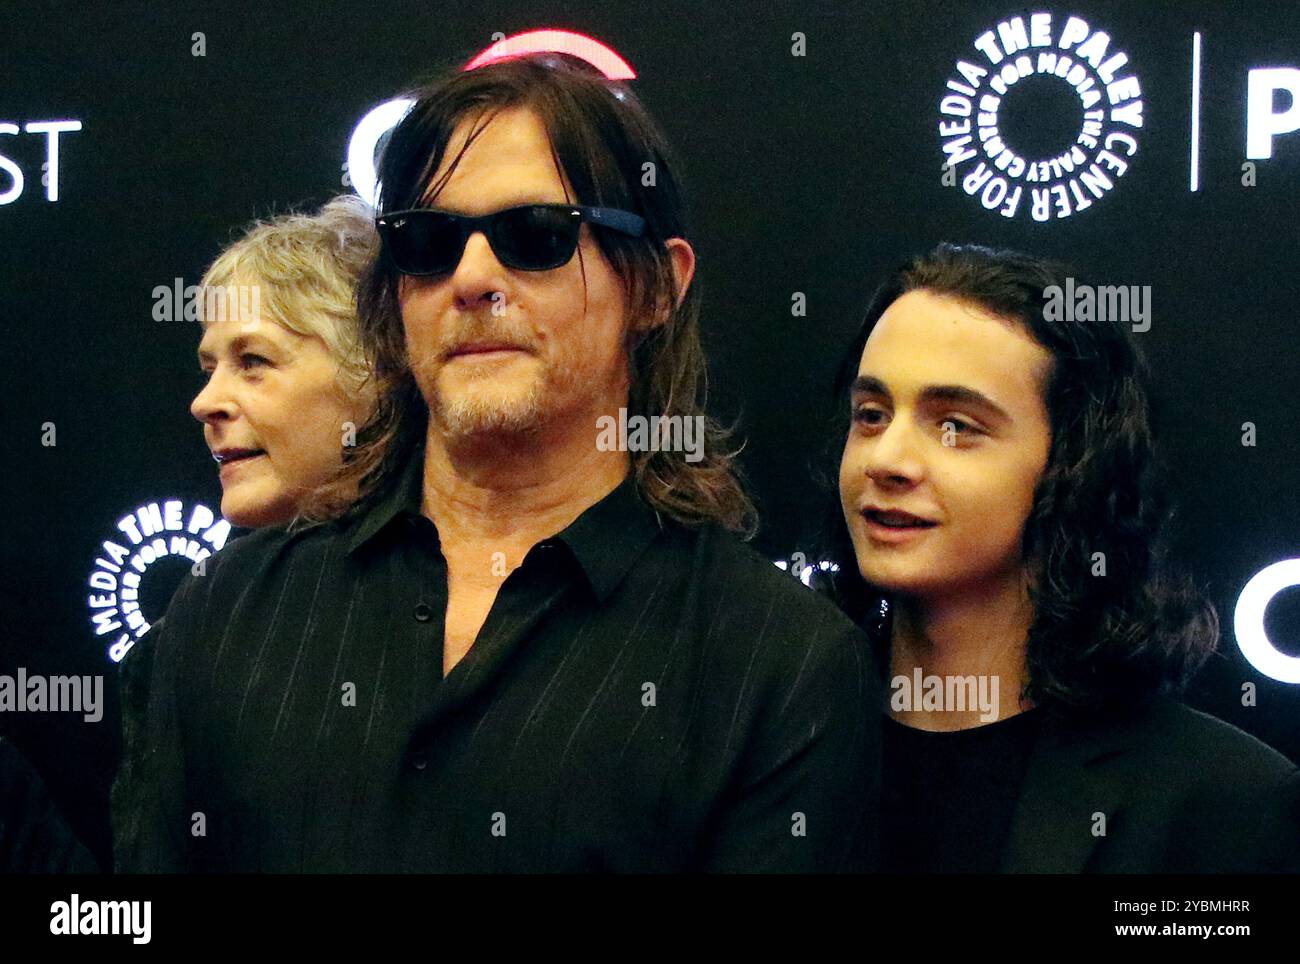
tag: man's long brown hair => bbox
[295,53,755,535]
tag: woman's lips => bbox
[219,452,265,475]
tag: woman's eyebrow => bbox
[197,332,280,365]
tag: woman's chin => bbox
[221,496,292,530]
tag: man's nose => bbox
[450,231,509,311]
[862,417,926,487]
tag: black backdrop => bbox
[3,0,1299,865]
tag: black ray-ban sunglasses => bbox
[375,203,647,276]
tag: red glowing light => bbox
[463,30,636,79]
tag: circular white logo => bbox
[938,13,1144,222]
[1235,559,1300,684]
[86,499,230,662]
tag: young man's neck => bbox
[887,569,1036,731]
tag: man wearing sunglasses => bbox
[115,53,879,873]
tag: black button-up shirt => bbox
[113,448,880,872]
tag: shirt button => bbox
[413,602,433,622]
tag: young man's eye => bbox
[940,416,981,436]
[853,405,888,427]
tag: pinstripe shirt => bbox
[113,449,880,872]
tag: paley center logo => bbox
[938,12,1144,222]
[86,499,231,662]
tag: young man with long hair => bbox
[828,243,1298,872]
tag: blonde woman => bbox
[191,194,380,528]
[114,198,383,868]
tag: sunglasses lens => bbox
[492,207,581,270]
[384,213,463,275]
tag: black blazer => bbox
[1000,696,1300,872]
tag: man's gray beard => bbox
[430,381,547,437]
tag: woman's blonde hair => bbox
[201,194,380,404]
[200,194,382,523]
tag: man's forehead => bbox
[871,293,1040,359]
[861,293,1050,405]
[424,107,573,210]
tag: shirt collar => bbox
[346,445,664,603]
[556,469,664,602]
[345,444,426,557]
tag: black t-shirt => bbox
[882,708,1044,873]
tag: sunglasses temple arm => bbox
[586,207,647,238]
